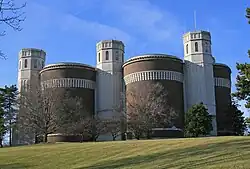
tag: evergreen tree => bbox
[228,102,247,136]
[233,8,250,108]
[0,111,5,148]
[0,85,18,146]
[247,8,250,23]
[0,91,6,148]
[245,117,250,128]
[185,102,213,137]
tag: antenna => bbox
[194,10,197,30]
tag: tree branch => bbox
[0,0,26,59]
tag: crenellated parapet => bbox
[183,31,211,43]
[96,40,124,52]
[19,48,46,60]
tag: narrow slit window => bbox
[115,51,119,61]
[34,59,37,68]
[205,42,208,52]
[19,61,21,69]
[195,42,198,52]
[106,51,109,60]
[24,59,28,68]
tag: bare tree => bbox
[20,87,100,144]
[18,86,67,143]
[71,116,94,142]
[126,82,176,139]
[57,95,86,135]
[59,96,106,142]
[98,93,127,141]
[0,0,26,58]
[103,116,122,141]
[72,115,106,142]
[61,97,107,142]
[91,116,106,141]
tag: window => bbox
[186,44,188,54]
[122,53,124,62]
[195,42,198,52]
[98,53,100,62]
[22,51,27,56]
[19,61,21,69]
[27,50,31,56]
[105,51,109,60]
[42,61,44,68]
[37,60,41,68]
[205,42,209,52]
[34,59,37,68]
[115,51,119,61]
[24,59,28,68]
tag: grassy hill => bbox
[0,136,250,169]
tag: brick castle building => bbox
[16,30,232,143]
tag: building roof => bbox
[123,53,182,67]
[214,63,231,68]
[40,62,96,74]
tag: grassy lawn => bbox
[0,136,250,169]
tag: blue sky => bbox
[0,0,249,116]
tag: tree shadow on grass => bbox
[0,163,33,169]
[77,138,250,169]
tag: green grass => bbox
[0,136,250,169]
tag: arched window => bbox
[105,51,109,60]
[205,42,209,52]
[24,59,28,68]
[23,80,27,90]
[186,44,188,54]
[37,60,41,68]
[115,51,119,61]
[19,61,21,69]
[195,42,198,52]
[121,53,124,62]
[34,59,37,68]
[98,53,100,62]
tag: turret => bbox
[183,31,217,136]
[17,48,46,92]
[95,40,125,140]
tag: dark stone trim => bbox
[123,54,182,68]
[40,62,96,74]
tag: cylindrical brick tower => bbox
[213,63,232,136]
[40,62,96,142]
[123,54,185,138]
